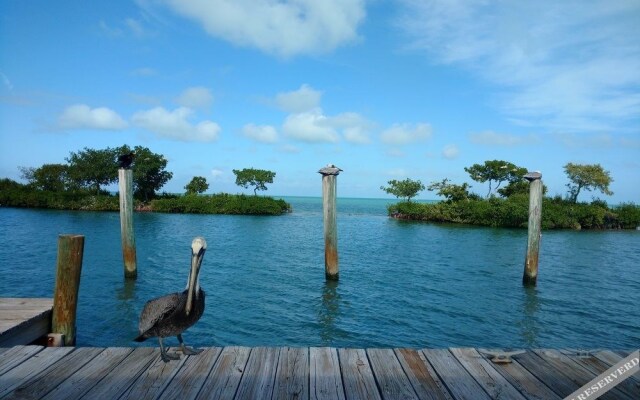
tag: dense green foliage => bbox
[426,179,479,203]
[464,160,527,198]
[233,168,276,195]
[19,145,172,201]
[0,178,120,211]
[380,178,425,202]
[151,193,291,215]
[388,196,640,230]
[564,162,613,203]
[185,176,209,195]
[0,179,290,215]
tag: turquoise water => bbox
[1,197,638,349]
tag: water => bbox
[1,197,638,350]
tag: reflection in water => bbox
[117,278,137,301]
[519,286,540,346]
[317,280,341,344]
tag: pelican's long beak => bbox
[185,237,206,316]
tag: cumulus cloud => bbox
[275,84,322,113]
[158,0,366,57]
[282,109,339,143]
[380,123,432,145]
[210,168,224,179]
[176,86,213,109]
[281,108,373,143]
[398,0,640,131]
[57,104,128,130]
[132,106,220,142]
[469,131,539,146]
[442,144,459,159]
[242,123,278,143]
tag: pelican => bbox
[318,164,343,176]
[134,237,207,362]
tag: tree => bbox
[464,160,527,198]
[233,168,276,195]
[564,163,613,203]
[117,145,173,201]
[380,178,425,202]
[185,176,209,195]
[19,164,71,192]
[66,147,118,194]
[427,178,477,202]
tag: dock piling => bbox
[52,234,84,346]
[118,168,137,279]
[523,172,542,286]
[319,164,342,281]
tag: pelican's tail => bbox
[133,334,147,342]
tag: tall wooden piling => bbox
[52,234,84,346]
[523,172,542,286]
[319,164,342,281]
[118,168,137,279]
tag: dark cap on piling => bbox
[318,164,343,176]
[524,171,542,182]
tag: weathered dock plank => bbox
[121,349,185,400]
[159,347,222,400]
[5,347,103,400]
[0,346,636,399]
[450,348,527,400]
[0,298,53,347]
[367,348,419,400]
[422,349,492,400]
[339,348,381,400]
[274,346,309,400]
[195,346,251,400]
[309,347,344,400]
[0,347,74,398]
[41,347,134,400]
[532,349,635,400]
[234,346,280,400]
[394,349,452,400]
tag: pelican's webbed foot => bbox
[158,337,180,363]
[177,334,203,356]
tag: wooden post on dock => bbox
[51,234,84,346]
[118,168,137,279]
[319,164,342,281]
[523,171,542,286]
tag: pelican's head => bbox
[185,237,207,316]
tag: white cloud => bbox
[132,106,220,142]
[553,132,613,149]
[176,86,213,109]
[398,0,640,131]
[1,71,13,91]
[442,144,459,159]
[210,168,224,179]
[282,109,339,143]
[469,131,539,146]
[242,123,278,143]
[275,84,322,113]
[131,67,157,77]
[380,123,432,145]
[57,104,128,130]
[326,112,373,144]
[159,0,366,57]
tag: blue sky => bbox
[1,1,639,202]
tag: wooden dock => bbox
[0,345,637,399]
[0,298,53,347]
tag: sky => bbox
[1,0,639,203]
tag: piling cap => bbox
[524,171,542,181]
[318,164,343,176]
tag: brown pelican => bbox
[118,151,135,169]
[134,237,206,362]
[318,164,343,176]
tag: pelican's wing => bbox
[138,292,181,334]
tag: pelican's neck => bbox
[185,272,200,293]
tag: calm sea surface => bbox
[1,196,638,349]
